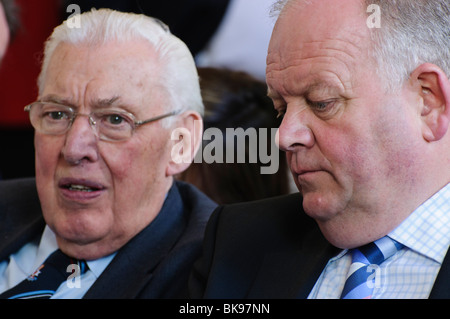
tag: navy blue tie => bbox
[0,249,87,299]
[340,236,403,299]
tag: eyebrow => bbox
[39,95,122,109]
[304,82,341,97]
[267,80,342,101]
[94,96,121,108]
[39,94,75,106]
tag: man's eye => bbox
[308,100,333,111]
[105,114,126,125]
[45,111,69,120]
[307,99,342,120]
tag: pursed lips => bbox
[291,165,324,177]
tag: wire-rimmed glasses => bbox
[24,101,180,142]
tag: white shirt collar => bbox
[389,183,450,263]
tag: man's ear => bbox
[166,111,203,176]
[411,63,450,142]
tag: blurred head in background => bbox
[178,67,290,204]
[0,0,20,61]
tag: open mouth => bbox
[62,184,101,192]
[59,178,105,193]
[58,178,106,202]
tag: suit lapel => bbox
[248,228,338,298]
[429,247,450,299]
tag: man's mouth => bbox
[58,178,106,202]
[62,184,100,192]
[59,178,105,192]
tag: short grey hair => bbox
[38,8,204,117]
[270,0,450,90]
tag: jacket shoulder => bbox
[133,181,217,298]
[189,193,323,298]
[214,193,315,246]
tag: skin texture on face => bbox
[35,40,179,260]
[266,0,435,248]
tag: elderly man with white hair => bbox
[0,9,216,299]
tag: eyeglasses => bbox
[24,101,180,142]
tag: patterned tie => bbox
[0,249,87,299]
[340,236,403,299]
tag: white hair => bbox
[270,0,450,90]
[364,0,450,90]
[38,8,204,118]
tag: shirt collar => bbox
[38,226,115,279]
[389,183,450,263]
[85,253,116,278]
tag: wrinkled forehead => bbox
[40,40,168,113]
[270,0,368,49]
[266,0,374,101]
[43,39,160,84]
[266,0,370,76]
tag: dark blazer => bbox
[0,177,217,298]
[189,193,450,299]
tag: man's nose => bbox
[61,114,99,165]
[276,107,315,152]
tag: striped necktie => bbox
[340,236,403,299]
[0,249,87,299]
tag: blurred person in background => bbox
[0,0,60,180]
[177,67,291,205]
[0,0,19,61]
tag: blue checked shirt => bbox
[308,183,450,299]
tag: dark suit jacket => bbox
[189,193,450,299]
[0,177,217,298]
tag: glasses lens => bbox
[27,103,171,142]
[31,103,72,135]
[94,111,134,141]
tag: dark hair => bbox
[0,0,20,40]
[177,67,290,204]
